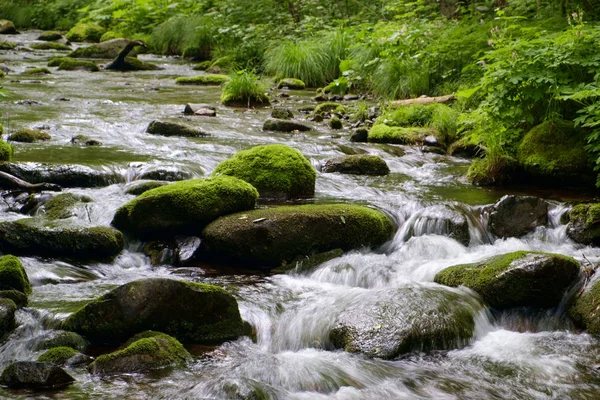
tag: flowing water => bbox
[1,31,600,399]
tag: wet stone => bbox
[0,362,75,389]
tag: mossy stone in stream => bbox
[328,116,343,130]
[87,331,191,374]
[30,43,70,51]
[314,102,346,115]
[367,124,431,145]
[68,38,137,59]
[43,193,93,220]
[271,108,293,120]
[567,203,600,246]
[262,118,311,133]
[322,155,390,176]
[124,181,168,196]
[517,120,594,186]
[8,129,51,143]
[0,42,16,50]
[112,176,258,238]
[65,23,105,43]
[202,204,394,268]
[21,67,52,75]
[0,162,121,188]
[37,347,79,364]
[0,20,18,35]
[70,134,102,146]
[277,78,306,89]
[0,361,75,389]
[0,141,13,161]
[192,60,212,71]
[48,57,99,72]
[0,218,124,262]
[37,31,62,41]
[175,74,230,85]
[434,251,580,309]
[0,255,31,295]
[212,144,315,199]
[0,299,16,337]
[146,120,206,138]
[466,156,517,186]
[0,290,28,308]
[35,331,89,352]
[61,278,245,345]
[569,279,600,335]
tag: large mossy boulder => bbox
[202,204,394,268]
[37,347,81,366]
[37,31,62,41]
[0,299,16,337]
[61,278,245,345]
[0,255,31,294]
[567,203,600,246]
[8,129,51,143]
[65,23,105,43]
[0,20,18,35]
[486,195,548,238]
[434,251,580,309]
[111,176,258,238]
[0,141,12,161]
[277,78,306,89]
[212,144,316,199]
[322,155,390,176]
[146,120,206,137]
[175,74,230,85]
[329,286,481,359]
[88,331,191,375]
[68,38,138,59]
[0,162,122,187]
[0,219,124,262]
[0,362,74,389]
[569,279,600,335]
[367,124,431,145]
[517,120,595,186]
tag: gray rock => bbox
[183,103,216,114]
[350,128,369,142]
[0,20,18,35]
[487,195,548,238]
[322,155,389,176]
[263,118,311,132]
[0,162,122,188]
[146,120,207,137]
[271,108,294,120]
[194,108,216,117]
[0,362,74,389]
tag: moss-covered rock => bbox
[330,286,481,359]
[48,57,99,72]
[212,144,315,199]
[61,278,245,345]
[328,116,343,130]
[0,162,121,187]
[8,128,51,143]
[0,141,13,161]
[322,155,389,176]
[0,298,16,337]
[262,118,311,132]
[124,181,168,196]
[569,279,600,335]
[314,102,346,116]
[37,347,78,365]
[271,108,293,120]
[30,42,70,51]
[35,331,89,352]
[367,124,431,145]
[0,20,18,34]
[434,251,580,309]
[202,204,394,268]
[0,41,16,50]
[0,219,124,262]
[486,195,548,238]
[68,38,138,59]
[0,290,28,308]
[88,331,191,374]
[277,78,305,90]
[448,137,482,158]
[37,31,62,41]
[0,362,74,389]
[0,255,31,294]
[146,120,206,137]
[42,193,92,220]
[517,120,594,186]
[175,74,230,85]
[65,23,106,43]
[112,176,257,238]
[70,134,101,146]
[567,203,600,245]
[466,156,517,186]
[21,67,52,75]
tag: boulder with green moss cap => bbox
[22,67,53,75]
[111,176,258,238]
[322,155,390,176]
[0,141,13,161]
[35,331,89,352]
[0,255,31,294]
[0,361,74,389]
[48,57,99,72]
[569,279,600,335]
[434,251,580,309]
[517,120,595,186]
[8,129,51,143]
[37,347,91,367]
[146,120,207,138]
[277,78,306,90]
[314,102,346,116]
[61,278,245,345]
[271,108,293,120]
[330,286,481,359]
[367,124,431,145]
[0,290,28,308]
[37,31,62,41]
[42,193,93,220]
[262,118,311,132]
[30,42,70,51]
[567,203,600,245]
[0,218,124,262]
[65,23,105,42]
[0,299,16,337]
[88,331,191,374]
[201,204,394,268]
[212,144,315,199]
[175,74,230,85]
[68,38,139,59]
[0,20,18,34]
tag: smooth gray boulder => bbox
[486,195,548,238]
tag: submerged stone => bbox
[434,251,580,309]
[277,78,305,89]
[322,155,390,176]
[330,286,480,359]
[567,203,600,246]
[486,195,548,238]
[65,23,105,43]
[61,278,245,345]
[201,204,394,268]
[0,362,75,389]
[403,205,470,246]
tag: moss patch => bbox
[0,255,31,295]
[37,31,62,41]
[175,74,230,85]
[112,176,258,238]
[48,57,99,72]
[566,203,600,245]
[8,129,51,143]
[21,68,52,75]
[314,102,346,115]
[569,280,600,335]
[202,204,394,268]
[35,331,89,352]
[367,124,431,145]
[0,299,16,337]
[466,156,517,186]
[65,23,106,43]
[37,347,78,364]
[277,78,305,89]
[43,193,92,220]
[212,144,315,199]
[0,290,28,308]
[125,181,168,196]
[0,141,13,161]
[30,43,70,51]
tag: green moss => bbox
[43,193,92,220]
[212,144,316,199]
[0,219,124,262]
[0,41,16,50]
[466,156,516,186]
[48,57,99,72]
[314,102,346,115]
[125,181,168,196]
[329,117,343,130]
[277,78,306,89]
[202,204,394,268]
[37,31,62,41]
[65,23,106,43]
[434,251,580,308]
[0,141,13,161]
[569,280,600,335]
[99,31,124,42]
[112,176,258,238]
[37,347,78,364]
[35,331,89,351]
[175,74,230,85]
[0,290,28,308]
[220,71,270,107]
[88,331,191,374]
[192,61,212,71]
[8,129,51,143]
[367,124,431,145]
[30,43,70,51]
[517,120,594,185]
[70,134,101,146]
[0,71,4,79]
[21,67,52,75]
[0,255,31,295]
[0,298,16,336]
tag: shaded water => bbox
[1,31,600,399]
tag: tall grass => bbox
[149,16,194,55]
[221,70,270,107]
[371,57,430,99]
[182,16,216,60]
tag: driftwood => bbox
[390,94,456,107]
[0,171,62,192]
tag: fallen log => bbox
[0,171,62,192]
[390,94,456,107]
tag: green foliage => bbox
[175,74,230,86]
[149,15,191,55]
[220,70,270,107]
[66,23,105,42]
[37,347,78,364]
[264,39,330,87]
